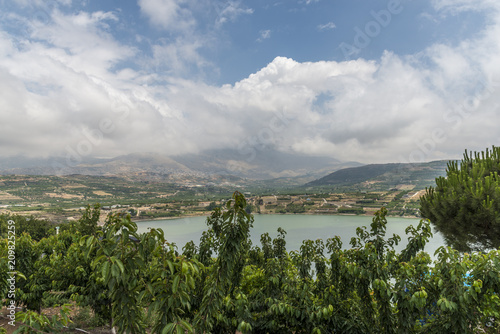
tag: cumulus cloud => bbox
[150,37,211,76]
[0,0,499,166]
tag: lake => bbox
[136,214,446,256]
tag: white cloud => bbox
[150,37,211,76]
[431,0,496,13]
[11,0,72,7]
[138,0,195,31]
[136,0,218,79]
[29,10,134,77]
[215,1,253,26]
[257,29,271,42]
[0,0,500,166]
[317,22,336,31]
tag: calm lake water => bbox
[136,214,446,256]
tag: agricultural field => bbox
[0,174,424,226]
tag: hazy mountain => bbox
[0,150,360,182]
[307,160,450,189]
[79,153,192,174]
[172,149,355,180]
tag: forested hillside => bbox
[307,161,449,190]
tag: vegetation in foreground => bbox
[1,192,499,333]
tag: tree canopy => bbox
[420,146,500,252]
[2,192,500,333]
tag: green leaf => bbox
[167,260,175,274]
[115,258,125,273]
[102,261,110,281]
[111,263,120,278]
[162,323,175,334]
[172,275,180,294]
[179,320,193,333]
[188,276,195,289]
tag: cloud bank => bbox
[0,0,499,165]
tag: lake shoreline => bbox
[132,211,423,223]
[134,213,442,256]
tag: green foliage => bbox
[87,213,151,333]
[45,227,112,323]
[14,304,72,333]
[338,206,365,214]
[70,306,107,329]
[393,190,410,201]
[285,203,306,213]
[77,203,101,236]
[0,214,53,241]
[206,201,218,211]
[245,203,254,214]
[195,191,254,333]
[41,292,69,308]
[420,146,500,251]
[15,233,52,313]
[0,238,12,300]
[146,241,199,334]
[2,191,499,333]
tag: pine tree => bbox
[420,146,500,252]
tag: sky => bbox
[0,0,499,168]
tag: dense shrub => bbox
[2,192,499,333]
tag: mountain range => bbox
[0,151,450,190]
[0,150,359,183]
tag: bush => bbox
[0,214,53,241]
[337,206,365,214]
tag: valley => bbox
[0,158,448,222]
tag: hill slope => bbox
[307,161,450,190]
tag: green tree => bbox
[195,191,254,333]
[206,201,218,211]
[48,229,112,325]
[0,214,53,241]
[420,146,500,252]
[77,203,101,236]
[15,233,51,313]
[86,213,150,333]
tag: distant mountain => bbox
[0,152,452,189]
[79,153,192,175]
[0,153,189,178]
[171,149,357,180]
[0,150,360,183]
[308,163,403,186]
[307,160,450,190]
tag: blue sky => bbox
[0,0,499,168]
